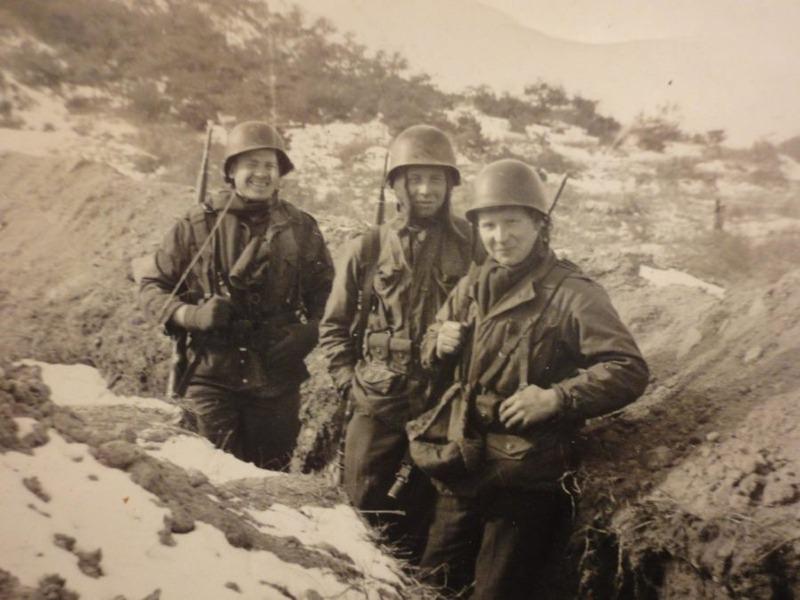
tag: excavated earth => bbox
[0,151,798,598]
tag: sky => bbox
[291,0,800,144]
[477,0,800,44]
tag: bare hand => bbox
[436,321,466,358]
[498,385,561,431]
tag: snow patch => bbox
[144,435,281,483]
[445,105,523,142]
[664,141,704,158]
[0,128,78,157]
[18,360,179,415]
[639,266,725,299]
[727,217,800,238]
[676,327,703,359]
[779,154,800,181]
[287,120,389,173]
[716,179,765,198]
[0,431,353,599]
[249,503,402,586]
[14,417,38,438]
[209,14,261,48]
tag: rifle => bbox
[547,173,570,220]
[166,121,214,401]
[332,387,353,486]
[334,158,390,484]
[375,151,389,225]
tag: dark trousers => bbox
[188,385,301,471]
[420,489,563,599]
[344,411,433,562]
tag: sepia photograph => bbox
[1,0,798,598]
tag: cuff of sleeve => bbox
[552,385,573,418]
[161,301,189,336]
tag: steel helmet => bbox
[223,121,294,183]
[466,159,548,222]
[386,125,460,186]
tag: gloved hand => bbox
[266,321,319,366]
[182,296,233,332]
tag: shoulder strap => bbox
[186,207,218,296]
[354,225,382,358]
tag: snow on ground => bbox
[249,503,402,586]
[287,120,389,172]
[0,73,157,178]
[664,141,704,158]
[696,159,734,176]
[570,174,633,196]
[207,12,261,48]
[13,417,38,438]
[2,74,71,132]
[5,361,405,598]
[726,217,800,238]
[550,142,593,165]
[19,360,180,415]
[145,434,281,483]
[445,105,523,142]
[548,124,597,147]
[0,127,78,157]
[779,154,800,181]
[639,265,725,299]
[109,0,170,12]
[0,431,356,599]
[716,179,767,198]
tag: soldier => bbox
[318,125,473,557]
[412,159,650,598]
[139,121,334,470]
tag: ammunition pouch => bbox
[473,390,537,461]
[363,330,414,373]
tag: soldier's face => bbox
[477,206,541,266]
[395,166,449,219]
[231,148,281,202]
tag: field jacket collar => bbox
[475,248,559,321]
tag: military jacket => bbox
[139,191,334,395]
[420,249,649,490]
[319,214,472,426]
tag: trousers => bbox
[188,384,301,471]
[344,411,434,562]
[420,488,565,599]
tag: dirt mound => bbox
[0,360,422,598]
[568,268,800,598]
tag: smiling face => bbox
[476,206,542,266]
[393,165,449,220]
[230,148,281,203]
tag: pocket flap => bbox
[485,433,534,460]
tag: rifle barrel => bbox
[547,173,570,218]
[195,121,213,206]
